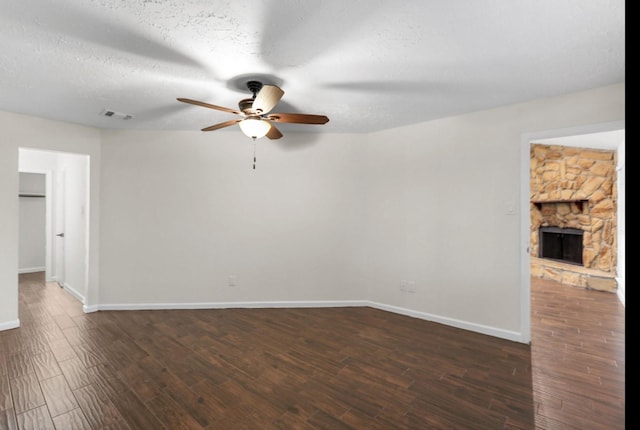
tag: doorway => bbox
[19,148,90,305]
[18,172,48,276]
[520,121,625,343]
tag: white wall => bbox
[99,130,366,305]
[19,172,46,194]
[361,84,625,341]
[0,83,624,341]
[18,173,46,273]
[0,125,20,330]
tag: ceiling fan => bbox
[177,80,329,141]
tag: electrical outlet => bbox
[228,275,236,287]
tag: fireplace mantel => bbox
[531,199,588,211]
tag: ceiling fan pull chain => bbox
[252,138,257,170]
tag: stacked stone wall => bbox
[530,144,617,291]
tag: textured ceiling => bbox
[0,0,625,135]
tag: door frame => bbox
[19,149,91,305]
[519,120,625,344]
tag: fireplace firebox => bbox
[539,226,584,266]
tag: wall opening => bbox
[539,226,583,266]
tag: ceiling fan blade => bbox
[266,113,329,125]
[177,98,241,115]
[266,124,283,140]
[252,85,284,114]
[201,119,242,131]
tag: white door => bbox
[55,169,66,287]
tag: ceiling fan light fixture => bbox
[239,117,271,139]
[177,80,328,143]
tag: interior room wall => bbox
[18,172,46,194]
[18,172,46,273]
[361,83,624,341]
[0,83,624,340]
[98,130,366,306]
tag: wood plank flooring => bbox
[0,273,625,429]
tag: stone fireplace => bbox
[530,144,617,292]
[539,226,584,265]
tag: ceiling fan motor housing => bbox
[239,81,265,114]
[238,98,255,114]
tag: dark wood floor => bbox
[1,273,625,429]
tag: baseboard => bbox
[615,277,625,307]
[91,299,525,343]
[96,299,368,311]
[18,267,45,274]
[0,319,20,331]
[367,301,525,343]
[62,282,85,304]
[83,304,99,313]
